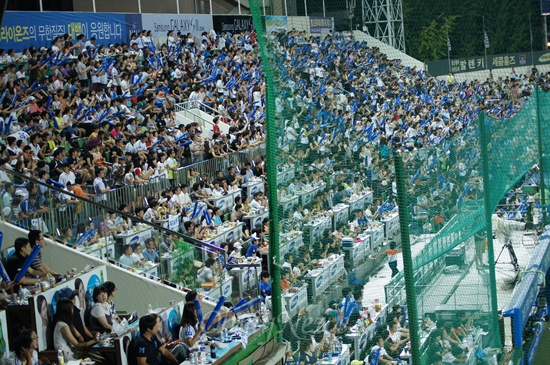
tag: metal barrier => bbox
[174,144,266,187]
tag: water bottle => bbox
[57,349,65,365]
[210,341,217,359]
[17,285,23,303]
[200,343,206,364]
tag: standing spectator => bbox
[93,168,110,203]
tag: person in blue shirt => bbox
[19,194,37,230]
[259,271,272,302]
[245,240,259,258]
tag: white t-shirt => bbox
[54,321,76,360]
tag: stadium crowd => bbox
[0,19,547,365]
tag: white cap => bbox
[14,189,25,197]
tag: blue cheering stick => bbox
[232,297,260,315]
[194,299,203,324]
[3,116,13,136]
[191,200,199,219]
[27,85,47,94]
[0,261,10,285]
[204,296,226,331]
[10,92,18,108]
[73,103,84,119]
[14,245,40,284]
[76,228,95,246]
[204,209,213,227]
[45,95,52,111]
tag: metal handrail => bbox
[0,167,224,254]
[176,100,234,125]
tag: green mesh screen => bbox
[247,0,550,362]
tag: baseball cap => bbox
[57,287,78,300]
[14,189,25,197]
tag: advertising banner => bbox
[309,16,333,33]
[1,11,132,52]
[0,311,7,359]
[32,266,107,351]
[141,14,213,39]
[212,15,254,34]
[265,16,288,33]
[427,51,538,76]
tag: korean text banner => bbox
[1,12,133,52]
[141,14,214,39]
[427,51,534,76]
[309,17,333,33]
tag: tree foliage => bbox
[418,15,459,62]
[403,0,545,62]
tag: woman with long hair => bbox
[53,298,98,360]
[178,301,205,351]
[74,278,86,324]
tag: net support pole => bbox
[393,153,421,365]
[478,112,502,347]
[536,86,547,225]
[249,0,283,341]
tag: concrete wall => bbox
[0,221,216,314]
[352,30,425,71]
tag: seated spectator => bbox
[57,287,94,342]
[197,258,216,286]
[143,238,160,263]
[28,229,59,277]
[366,333,394,365]
[259,270,272,302]
[131,314,179,365]
[132,244,147,265]
[53,298,99,360]
[89,285,116,334]
[11,333,35,365]
[6,237,43,286]
[119,244,138,267]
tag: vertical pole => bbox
[304,0,308,16]
[446,18,451,74]
[92,0,96,12]
[263,0,266,16]
[545,16,549,49]
[238,0,242,14]
[176,0,180,14]
[530,13,534,65]
[138,0,142,14]
[536,87,547,225]
[478,112,503,347]
[284,0,288,17]
[393,154,421,365]
[211,0,214,15]
[323,0,326,17]
[483,16,487,69]
[39,0,43,11]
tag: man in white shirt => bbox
[58,164,76,187]
[84,37,97,51]
[250,192,266,211]
[119,244,138,267]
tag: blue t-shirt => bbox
[246,243,259,258]
[259,281,272,301]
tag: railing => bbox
[0,168,224,287]
[173,143,266,187]
[179,100,234,125]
